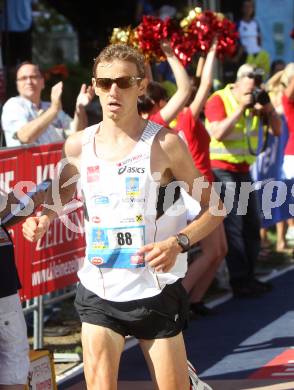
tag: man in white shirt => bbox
[1,62,94,146]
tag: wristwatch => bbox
[175,233,190,253]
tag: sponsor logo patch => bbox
[130,254,144,265]
[118,166,145,175]
[87,166,100,182]
[117,154,144,167]
[91,257,104,266]
[92,216,101,223]
[136,214,143,222]
[121,197,145,204]
[125,177,140,197]
[92,195,109,205]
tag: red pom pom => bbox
[185,10,239,59]
[133,15,197,65]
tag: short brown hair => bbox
[92,44,145,79]
[16,62,43,79]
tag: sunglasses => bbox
[94,76,143,90]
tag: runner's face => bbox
[16,64,44,102]
[93,59,145,121]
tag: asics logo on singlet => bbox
[118,166,145,175]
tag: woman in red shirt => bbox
[175,41,227,316]
[139,39,228,316]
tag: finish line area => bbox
[58,267,294,390]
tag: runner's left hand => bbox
[137,237,181,272]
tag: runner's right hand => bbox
[22,215,50,242]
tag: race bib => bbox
[87,225,145,268]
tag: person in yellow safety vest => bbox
[204,63,281,299]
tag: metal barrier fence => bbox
[23,285,77,349]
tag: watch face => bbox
[179,234,189,246]
[177,233,190,251]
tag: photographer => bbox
[204,63,281,298]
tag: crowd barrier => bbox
[0,142,85,301]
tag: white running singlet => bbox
[78,121,188,301]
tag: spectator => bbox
[0,0,36,67]
[205,63,281,298]
[134,0,155,23]
[175,40,228,316]
[138,40,191,126]
[139,40,227,316]
[158,4,177,20]
[0,186,45,389]
[1,62,94,146]
[267,63,294,245]
[237,0,270,78]
[259,62,290,253]
[269,59,286,78]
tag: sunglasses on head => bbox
[94,76,143,90]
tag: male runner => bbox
[23,43,224,390]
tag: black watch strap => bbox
[175,233,190,253]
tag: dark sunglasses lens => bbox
[96,78,112,90]
[116,77,134,89]
[96,77,138,90]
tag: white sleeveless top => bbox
[238,19,261,55]
[78,121,188,302]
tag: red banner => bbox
[0,143,85,300]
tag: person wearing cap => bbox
[204,63,281,298]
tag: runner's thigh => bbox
[139,332,190,390]
[81,322,125,389]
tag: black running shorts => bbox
[74,279,188,339]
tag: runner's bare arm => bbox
[22,132,83,242]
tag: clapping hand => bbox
[51,81,63,111]
[76,84,95,108]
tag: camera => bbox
[251,88,263,105]
[250,88,270,106]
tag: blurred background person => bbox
[205,63,281,298]
[1,62,94,146]
[138,40,191,127]
[0,0,36,67]
[237,0,270,79]
[269,59,286,79]
[266,63,294,248]
[174,40,228,316]
[0,187,45,390]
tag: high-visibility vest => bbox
[206,84,260,165]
